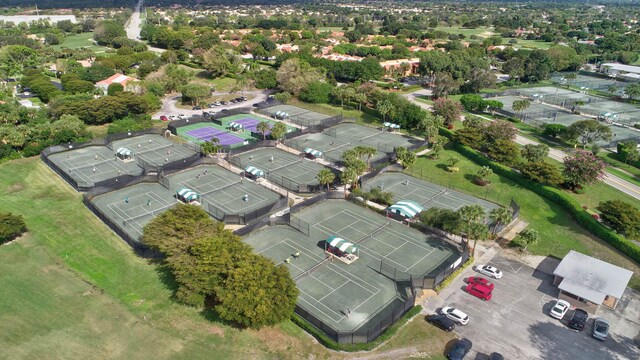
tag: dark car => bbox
[240,96,248,101]
[447,338,472,360]
[192,106,202,110]
[220,101,228,105]
[568,309,589,331]
[488,353,504,360]
[427,314,455,332]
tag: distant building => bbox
[600,63,640,81]
[0,15,76,24]
[379,58,420,77]
[96,74,139,95]
[553,250,633,312]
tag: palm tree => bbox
[467,222,489,257]
[201,137,221,156]
[457,204,485,247]
[516,228,539,251]
[333,87,346,106]
[340,167,357,195]
[431,141,443,159]
[376,99,394,122]
[316,168,336,191]
[355,92,367,111]
[489,207,513,235]
[344,87,356,106]
[353,145,377,169]
[256,121,270,140]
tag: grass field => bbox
[407,145,640,290]
[51,32,111,53]
[433,26,495,38]
[0,157,458,359]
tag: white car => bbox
[476,265,503,279]
[549,299,571,319]
[441,306,469,325]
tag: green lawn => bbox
[51,32,111,53]
[506,38,553,50]
[433,26,496,38]
[0,158,457,359]
[407,144,640,289]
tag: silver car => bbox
[592,318,609,341]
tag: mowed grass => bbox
[407,145,640,288]
[0,158,457,359]
[433,26,496,38]
[51,32,110,53]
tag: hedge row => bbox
[439,127,640,265]
[434,257,474,293]
[291,305,423,351]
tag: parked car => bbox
[488,353,504,360]
[447,338,472,360]
[229,98,238,103]
[476,265,503,279]
[568,309,589,331]
[592,318,609,341]
[178,113,186,120]
[549,299,571,319]
[159,115,168,121]
[240,96,247,101]
[441,307,469,325]
[466,276,494,290]
[168,115,177,120]
[466,283,492,301]
[426,314,456,332]
[192,106,202,110]
[220,101,228,105]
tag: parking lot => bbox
[432,254,640,359]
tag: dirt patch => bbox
[207,325,224,337]
[6,182,24,193]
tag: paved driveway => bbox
[152,89,274,119]
[433,255,639,360]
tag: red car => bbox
[467,276,495,290]
[160,115,168,121]
[466,283,492,301]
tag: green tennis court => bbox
[243,199,459,333]
[229,147,327,190]
[89,182,177,241]
[324,123,420,153]
[47,145,143,187]
[109,134,198,166]
[216,113,298,134]
[260,104,332,127]
[286,132,388,163]
[165,164,282,219]
[361,172,499,219]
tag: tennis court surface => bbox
[177,122,249,147]
[217,113,298,136]
[286,132,388,164]
[47,145,143,187]
[324,123,421,153]
[89,182,177,241]
[362,172,499,217]
[243,199,460,333]
[165,164,283,222]
[229,147,328,191]
[259,104,333,127]
[109,134,198,167]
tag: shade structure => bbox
[304,147,323,158]
[244,165,264,177]
[228,122,243,130]
[116,147,132,157]
[326,235,357,254]
[387,200,424,219]
[383,122,400,129]
[177,188,200,202]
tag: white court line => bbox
[212,186,270,213]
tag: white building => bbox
[0,15,76,24]
[600,63,640,81]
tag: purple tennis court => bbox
[234,117,272,135]
[185,127,245,146]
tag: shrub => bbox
[597,200,640,239]
[435,257,474,293]
[0,212,27,244]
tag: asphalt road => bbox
[405,89,640,201]
[152,89,274,119]
[125,0,165,54]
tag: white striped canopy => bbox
[116,147,132,157]
[387,200,424,218]
[244,165,264,177]
[383,122,400,129]
[304,147,323,157]
[177,188,200,202]
[326,235,357,254]
[228,122,243,130]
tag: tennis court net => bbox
[355,222,390,243]
[135,143,174,156]
[360,130,384,141]
[268,158,303,174]
[293,256,332,281]
[68,157,113,173]
[200,179,243,196]
[324,142,351,154]
[122,203,175,226]
[423,188,447,205]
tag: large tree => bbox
[597,200,640,239]
[180,83,210,106]
[201,47,242,78]
[276,58,325,96]
[520,144,549,163]
[0,212,27,244]
[317,168,336,191]
[432,98,462,126]
[563,151,606,189]
[565,119,613,146]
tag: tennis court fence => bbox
[206,195,288,225]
